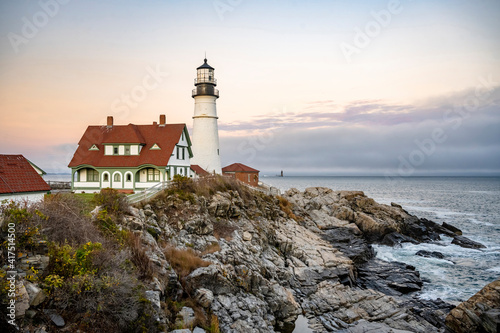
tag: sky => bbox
[0,0,499,176]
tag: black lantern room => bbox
[192,58,219,98]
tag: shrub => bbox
[127,232,153,279]
[38,193,103,246]
[93,188,129,217]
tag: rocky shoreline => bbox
[3,182,498,332]
[128,186,492,332]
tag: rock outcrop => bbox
[445,278,500,333]
[123,186,475,332]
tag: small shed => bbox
[222,163,259,187]
[0,155,51,203]
[190,164,210,178]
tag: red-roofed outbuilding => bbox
[0,155,51,202]
[222,163,260,187]
[68,115,193,193]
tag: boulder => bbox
[194,288,214,308]
[16,281,30,317]
[357,259,422,296]
[176,307,196,329]
[446,278,500,333]
[185,219,213,236]
[442,222,462,235]
[25,281,46,306]
[452,236,486,249]
[185,265,237,295]
[43,309,65,327]
[415,250,446,260]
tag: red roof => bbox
[68,123,188,168]
[0,155,51,194]
[191,164,209,176]
[222,163,259,173]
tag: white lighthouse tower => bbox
[190,58,222,174]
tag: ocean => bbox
[46,174,500,303]
[262,176,500,304]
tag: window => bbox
[113,146,118,155]
[87,169,99,182]
[126,173,132,182]
[125,146,130,155]
[248,174,251,182]
[147,169,160,182]
[114,173,121,182]
[103,173,109,182]
[177,146,185,160]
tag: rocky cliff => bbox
[123,184,468,332]
[2,179,491,332]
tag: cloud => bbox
[220,86,500,175]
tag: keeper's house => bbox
[68,115,193,193]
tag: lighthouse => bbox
[190,58,222,174]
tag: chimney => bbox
[159,114,166,126]
[153,121,157,125]
[107,116,113,128]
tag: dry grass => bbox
[163,246,210,279]
[201,242,221,255]
[278,196,303,222]
[171,175,253,202]
[127,232,154,279]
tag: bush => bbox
[93,188,129,217]
[127,232,153,279]
[38,193,104,246]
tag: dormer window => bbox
[89,144,99,151]
[113,146,118,155]
[125,146,130,155]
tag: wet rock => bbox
[452,235,486,249]
[381,232,418,247]
[415,250,446,260]
[446,278,500,333]
[322,227,374,264]
[442,222,462,235]
[357,259,422,296]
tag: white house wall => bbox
[0,192,46,204]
